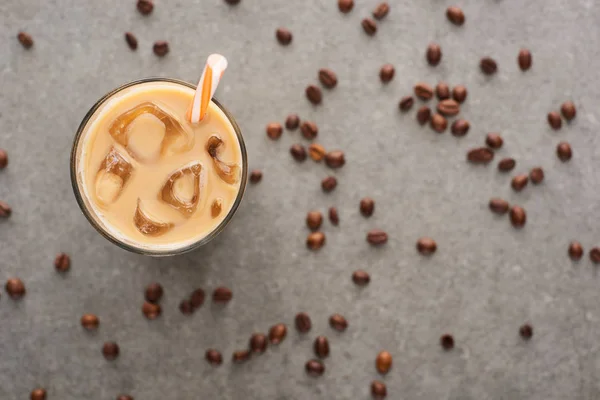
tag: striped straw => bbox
[187,54,228,124]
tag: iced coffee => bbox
[71,79,246,254]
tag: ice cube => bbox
[95,148,133,205]
[211,198,223,218]
[205,134,241,185]
[160,162,203,217]
[133,199,173,236]
[126,113,166,162]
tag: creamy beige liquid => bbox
[77,81,243,250]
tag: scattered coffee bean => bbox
[379,64,395,83]
[416,237,437,255]
[399,96,414,112]
[509,205,526,228]
[179,299,194,315]
[276,28,293,45]
[548,111,562,130]
[367,229,388,245]
[440,334,454,350]
[329,314,348,331]
[467,147,494,164]
[451,119,470,136]
[137,0,154,15]
[329,207,339,226]
[371,380,387,399]
[426,43,442,66]
[485,133,503,149]
[232,349,251,363]
[414,82,434,100]
[300,121,318,140]
[308,143,326,161]
[54,252,71,272]
[436,82,450,100]
[305,359,325,377]
[489,198,509,215]
[30,388,46,400]
[375,350,392,374]
[0,149,7,169]
[437,99,459,116]
[285,114,300,130]
[319,68,338,88]
[372,2,390,20]
[561,101,576,121]
[452,85,468,103]
[529,167,544,184]
[518,49,532,71]
[556,142,572,162]
[144,282,163,303]
[306,211,323,231]
[416,106,431,125]
[446,6,465,25]
[290,144,307,162]
[352,270,370,286]
[360,197,375,217]
[338,0,354,13]
[480,57,498,75]
[142,301,161,320]
[568,242,583,261]
[205,349,223,365]
[325,150,345,168]
[362,18,377,36]
[81,313,100,330]
[17,32,34,49]
[249,333,268,354]
[153,41,169,57]
[430,113,448,133]
[117,395,133,400]
[519,324,533,339]
[590,248,600,264]
[498,157,516,172]
[314,336,330,358]
[511,174,529,192]
[306,85,323,104]
[213,287,233,303]
[269,323,287,344]
[266,122,283,140]
[224,0,240,4]
[321,176,338,192]
[249,170,263,184]
[295,312,312,333]
[124,32,138,50]
[307,231,326,250]
[0,201,12,218]
[102,341,120,360]
[190,288,205,308]
[5,278,25,299]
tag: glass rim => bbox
[70,77,248,256]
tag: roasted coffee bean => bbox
[467,147,494,164]
[529,167,544,184]
[329,314,348,331]
[117,395,133,400]
[547,111,562,130]
[142,301,161,320]
[5,278,25,299]
[452,85,468,103]
[307,231,326,250]
[430,113,448,133]
[179,299,194,315]
[329,207,339,225]
[360,197,375,217]
[269,323,287,344]
[102,342,120,360]
[399,96,414,111]
[414,82,434,100]
[249,333,268,354]
[509,205,526,228]
[81,313,100,330]
[153,41,169,57]
[511,174,529,192]
[232,349,251,363]
[568,242,583,261]
[213,287,233,303]
[205,349,223,365]
[372,2,390,20]
[266,122,283,140]
[440,334,454,350]
[561,101,576,121]
[319,68,338,88]
[17,32,34,49]
[426,43,442,66]
[137,0,154,15]
[325,151,345,168]
[306,85,323,105]
[518,49,532,71]
[190,288,205,308]
[416,237,437,255]
[352,270,370,286]
[285,114,300,130]
[295,312,312,333]
[0,149,7,169]
[436,82,450,100]
[306,211,323,231]
[376,351,392,374]
[321,176,338,192]
[451,119,470,136]
[371,380,387,399]
[446,6,465,25]
[54,252,71,272]
[308,143,326,161]
[144,282,163,303]
[362,18,377,36]
[519,324,533,339]
[338,0,354,13]
[30,388,46,400]
[437,99,459,116]
[590,248,600,264]
[367,230,388,245]
[485,133,503,149]
[290,144,307,162]
[416,106,431,125]
[305,359,325,377]
[379,64,394,83]
[498,157,516,172]
[224,0,241,4]
[480,57,498,75]
[124,32,138,50]
[249,170,263,183]
[556,142,572,161]
[0,201,12,218]
[489,198,509,215]
[300,121,318,139]
[276,28,293,45]
[314,336,330,358]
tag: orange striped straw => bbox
[187,54,228,124]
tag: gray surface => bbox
[1,0,600,399]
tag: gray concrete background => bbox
[1,0,600,399]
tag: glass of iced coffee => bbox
[70,78,247,256]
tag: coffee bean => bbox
[511,174,529,192]
[509,205,526,228]
[329,207,339,226]
[329,314,348,331]
[529,167,544,184]
[436,82,450,100]
[518,49,532,71]
[371,380,387,399]
[430,113,448,133]
[321,176,338,192]
[137,0,154,15]
[142,301,161,320]
[54,252,71,272]
[376,350,392,374]
[325,151,345,168]
[0,149,7,169]
[269,323,287,344]
[102,341,120,360]
[416,237,437,255]
[451,119,470,136]
[30,388,46,400]
[362,18,377,36]
[379,64,395,83]
[319,68,338,88]
[285,114,300,130]
[360,197,375,217]
[205,349,223,365]
[467,147,494,164]
[498,157,516,172]
[485,133,503,149]
[352,270,370,286]
[144,282,163,303]
[306,211,323,231]
[290,144,307,162]
[305,359,325,377]
[437,99,459,116]
[249,169,263,183]
[306,85,322,104]
[399,96,414,112]
[590,248,600,264]
[561,101,576,121]
[548,111,562,130]
[276,28,292,45]
[179,299,194,315]
[440,334,454,350]
[480,57,498,75]
[556,142,572,161]
[446,6,465,25]
[117,395,133,400]
[81,313,99,330]
[372,2,390,20]
[213,287,233,303]
[568,242,583,261]
[17,32,33,49]
[367,229,388,245]
[338,0,354,13]
[308,143,326,162]
[519,324,533,339]
[452,85,468,103]
[314,336,330,358]
[426,43,442,66]
[266,122,283,140]
[0,201,12,218]
[295,312,312,333]
[489,198,509,215]
[307,231,326,250]
[224,0,241,4]
[153,41,169,57]
[5,278,25,299]
[249,333,268,354]
[416,106,431,125]
[232,349,251,363]
[190,288,205,308]
[414,82,434,100]
[124,32,138,50]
